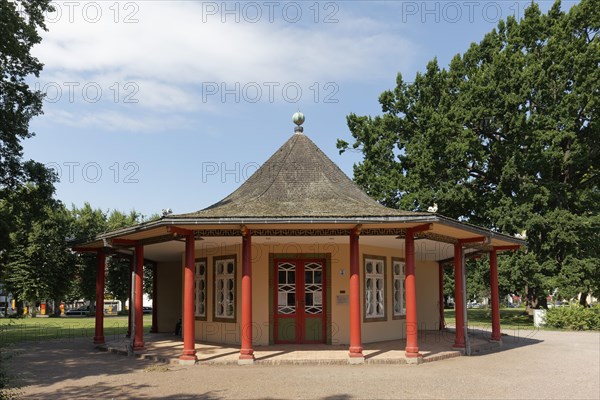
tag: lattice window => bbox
[304,262,323,315]
[214,257,235,320]
[365,257,385,319]
[194,259,206,318]
[393,259,406,317]
[277,262,296,315]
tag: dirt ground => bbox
[8,329,600,399]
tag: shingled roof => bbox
[172,132,428,219]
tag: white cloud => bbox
[32,1,416,130]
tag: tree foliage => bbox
[338,0,599,306]
[4,202,76,306]
[105,209,142,305]
[69,205,143,303]
[0,0,56,252]
[0,0,57,321]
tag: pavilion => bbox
[73,113,524,365]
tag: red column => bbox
[439,262,445,330]
[150,263,158,333]
[93,250,106,345]
[453,243,465,348]
[348,228,364,361]
[239,229,254,363]
[133,244,145,351]
[490,249,501,341]
[126,257,133,338]
[179,234,197,363]
[404,229,420,358]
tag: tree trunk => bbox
[118,296,128,314]
[525,286,547,313]
[54,299,61,316]
[579,292,588,307]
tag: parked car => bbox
[143,306,152,314]
[467,301,483,309]
[65,306,89,316]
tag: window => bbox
[364,256,386,321]
[392,258,406,318]
[194,258,206,319]
[214,255,236,321]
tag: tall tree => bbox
[0,0,56,319]
[338,0,599,308]
[0,0,56,254]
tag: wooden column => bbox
[239,228,255,364]
[150,263,158,333]
[133,244,145,351]
[179,234,197,363]
[439,262,445,330]
[93,250,106,345]
[348,227,364,362]
[126,256,133,338]
[453,243,465,349]
[490,249,501,341]
[404,228,421,359]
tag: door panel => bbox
[277,318,296,342]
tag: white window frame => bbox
[364,256,386,321]
[194,258,206,319]
[214,256,236,321]
[392,258,406,318]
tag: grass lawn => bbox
[0,315,152,345]
[444,307,534,330]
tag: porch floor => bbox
[99,329,497,365]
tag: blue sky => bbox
[24,0,576,218]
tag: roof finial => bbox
[292,111,305,134]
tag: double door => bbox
[274,259,326,344]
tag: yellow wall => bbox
[156,261,182,333]
[183,239,440,346]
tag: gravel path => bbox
[8,329,600,399]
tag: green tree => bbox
[106,255,131,310]
[338,0,599,308]
[105,209,141,307]
[0,0,57,308]
[4,202,76,312]
[68,203,108,302]
[0,0,55,255]
[70,206,145,306]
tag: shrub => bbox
[545,304,600,330]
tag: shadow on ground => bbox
[8,337,154,389]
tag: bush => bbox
[545,304,600,330]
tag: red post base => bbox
[349,346,364,357]
[239,349,254,360]
[132,339,145,352]
[93,336,105,345]
[179,350,197,358]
